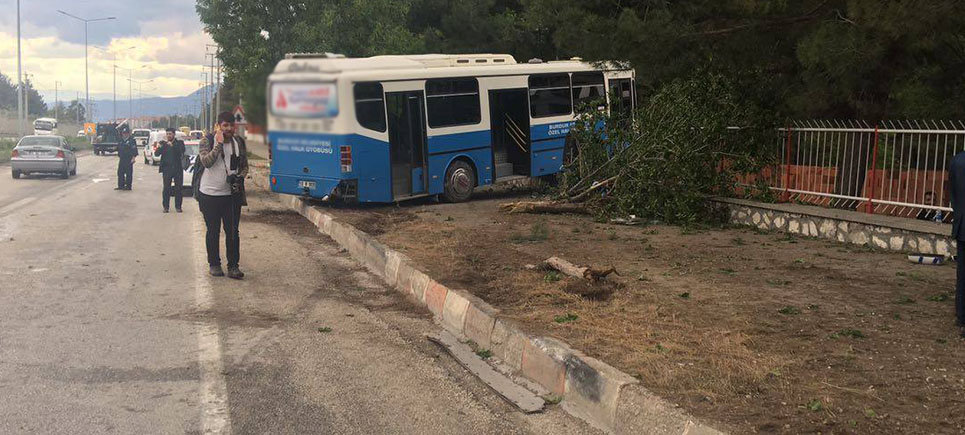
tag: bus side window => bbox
[529,74,572,118]
[425,78,481,128]
[355,82,387,132]
[571,72,605,112]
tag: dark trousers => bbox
[198,192,242,268]
[162,171,184,210]
[117,161,134,189]
[958,241,965,326]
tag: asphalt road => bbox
[0,153,599,435]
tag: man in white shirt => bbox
[196,112,249,279]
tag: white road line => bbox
[194,218,232,435]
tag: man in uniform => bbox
[115,124,138,190]
[154,128,186,212]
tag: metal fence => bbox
[735,120,965,220]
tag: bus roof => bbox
[270,53,632,81]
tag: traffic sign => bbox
[84,123,96,136]
[233,105,247,125]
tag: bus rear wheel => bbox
[443,160,475,203]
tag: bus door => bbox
[489,89,530,179]
[386,91,428,199]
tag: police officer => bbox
[115,124,138,190]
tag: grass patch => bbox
[678,292,691,299]
[544,271,562,283]
[895,296,916,305]
[830,328,865,339]
[554,313,579,324]
[805,399,823,412]
[475,348,493,359]
[317,327,333,333]
[542,393,563,405]
[719,268,736,275]
[927,293,950,302]
[778,306,801,315]
[511,221,549,243]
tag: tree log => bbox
[542,257,619,281]
[499,201,590,215]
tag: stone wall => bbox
[715,197,956,256]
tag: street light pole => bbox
[16,0,23,137]
[58,10,115,125]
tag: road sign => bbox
[233,105,247,125]
[84,123,96,136]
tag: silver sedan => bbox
[10,135,78,179]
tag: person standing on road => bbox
[155,128,186,213]
[196,111,249,279]
[948,152,965,338]
[115,124,138,191]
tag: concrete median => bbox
[251,171,723,434]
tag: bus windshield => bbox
[34,120,54,131]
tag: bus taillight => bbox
[340,146,352,173]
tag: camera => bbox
[226,174,242,194]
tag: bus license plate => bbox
[299,180,316,190]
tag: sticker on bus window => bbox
[271,83,338,118]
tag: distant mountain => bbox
[86,84,220,123]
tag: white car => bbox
[189,130,204,140]
[132,129,151,148]
[182,140,201,189]
[76,130,86,138]
[143,130,186,165]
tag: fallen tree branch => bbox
[567,175,618,203]
[499,201,591,215]
[543,256,619,281]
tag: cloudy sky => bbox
[0,0,214,109]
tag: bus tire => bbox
[443,160,475,203]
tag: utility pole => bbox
[17,0,23,137]
[24,71,29,123]
[76,92,80,124]
[55,81,61,121]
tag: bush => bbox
[560,72,777,224]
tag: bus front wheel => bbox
[443,160,475,203]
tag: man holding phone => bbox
[196,112,249,279]
[154,128,186,213]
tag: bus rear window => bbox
[270,82,338,118]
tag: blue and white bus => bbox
[267,53,635,203]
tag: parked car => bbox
[132,129,151,148]
[76,129,86,138]
[143,130,187,165]
[182,140,201,191]
[10,135,78,179]
[189,130,204,140]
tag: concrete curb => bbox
[250,172,722,434]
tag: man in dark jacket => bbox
[155,128,186,213]
[948,152,965,338]
[115,124,138,190]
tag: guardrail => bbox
[735,120,965,221]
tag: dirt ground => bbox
[310,188,964,434]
